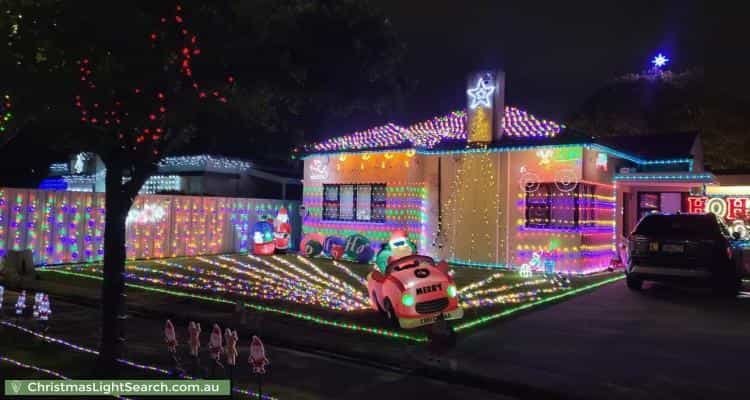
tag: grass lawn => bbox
[31,253,622,341]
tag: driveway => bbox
[446,280,750,400]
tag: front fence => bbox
[0,188,300,265]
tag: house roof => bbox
[298,109,699,165]
[594,132,699,160]
[300,107,564,155]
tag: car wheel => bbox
[371,291,384,313]
[626,274,643,291]
[382,298,399,328]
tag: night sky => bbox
[374,0,706,125]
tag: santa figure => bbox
[249,335,269,374]
[208,324,224,366]
[374,230,417,273]
[273,207,292,253]
[224,329,238,366]
[187,321,202,357]
[387,230,415,261]
[164,320,178,353]
[15,290,27,316]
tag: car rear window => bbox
[633,214,721,237]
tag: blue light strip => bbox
[612,173,714,182]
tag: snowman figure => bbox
[33,292,43,319]
[39,295,50,321]
[249,335,269,374]
[208,324,224,366]
[15,290,27,316]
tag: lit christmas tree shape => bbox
[466,78,495,109]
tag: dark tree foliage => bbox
[182,0,408,161]
[0,0,406,375]
[566,69,750,170]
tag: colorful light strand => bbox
[0,320,274,400]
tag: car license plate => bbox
[649,242,659,252]
[662,244,684,253]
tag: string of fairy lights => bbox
[304,107,562,153]
[0,188,295,264]
[0,320,275,400]
[35,255,622,340]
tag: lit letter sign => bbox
[688,196,749,220]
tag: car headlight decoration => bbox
[401,293,415,307]
[447,284,457,298]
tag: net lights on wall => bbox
[157,155,253,173]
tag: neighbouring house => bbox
[297,70,725,274]
[40,153,302,200]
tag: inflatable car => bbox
[367,255,463,329]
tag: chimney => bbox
[466,69,505,143]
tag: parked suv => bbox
[626,213,742,295]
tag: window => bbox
[323,183,386,222]
[525,183,598,229]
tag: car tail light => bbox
[727,246,733,260]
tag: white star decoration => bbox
[652,53,669,68]
[467,78,495,109]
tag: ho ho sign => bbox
[687,197,748,220]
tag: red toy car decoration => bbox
[367,255,463,329]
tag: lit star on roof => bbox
[467,78,495,109]
[651,53,669,68]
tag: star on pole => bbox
[467,78,495,109]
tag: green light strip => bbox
[39,268,427,343]
[454,274,624,331]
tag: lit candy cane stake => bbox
[15,290,26,317]
[208,324,224,376]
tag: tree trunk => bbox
[97,164,132,376]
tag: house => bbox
[41,154,301,200]
[298,70,717,274]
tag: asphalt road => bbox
[448,280,750,400]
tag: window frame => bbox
[524,183,597,229]
[322,183,386,223]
